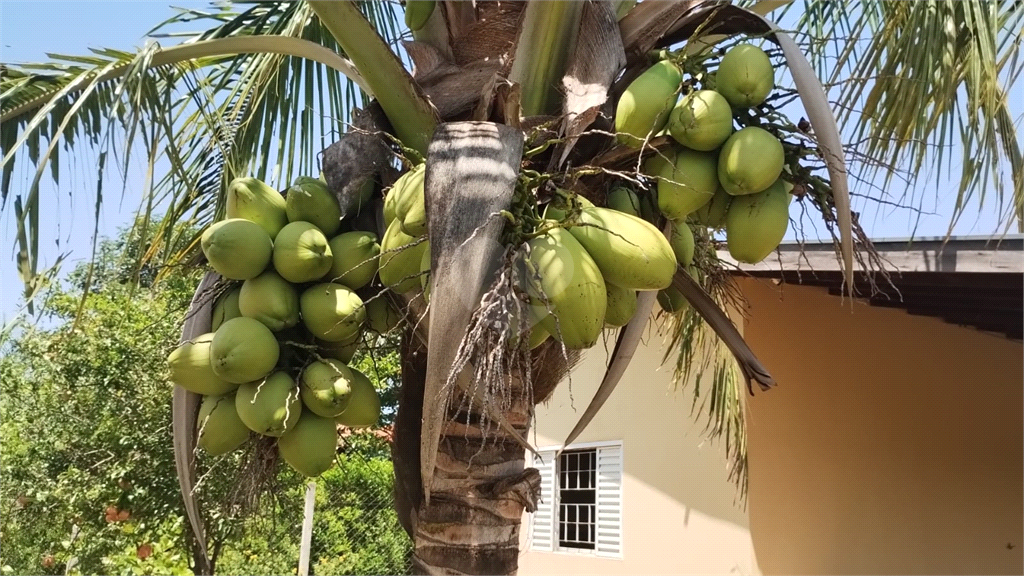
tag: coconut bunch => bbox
[491,42,817,351]
[167,176,396,478]
[608,43,800,306]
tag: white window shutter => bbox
[529,449,557,552]
[595,444,623,557]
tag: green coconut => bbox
[670,221,695,267]
[615,0,636,20]
[300,282,366,342]
[718,126,784,196]
[567,207,677,291]
[394,164,427,237]
[606,187,642,217]
[335,367,381,428]
[527,323,551,349]
[278,410,337,477]
[238,270,300,331]
[318,333,361,364]
[725,179,791,264]
[716,43,775,108]
[272,221,333,283]
[226,177,289,240]
[384,165,424,231]
[638,189,660,223]
[604,282,638,327]
[234,371,301,437]
[692,186,733,229]
[167,333,237,395]
[668,90,734,151]
[209,317,280,384]
[379,221,428,294]
[201,219,273,281]
[196,394,251,456]
[300,359,354,418]
[615,59,682,148]
[405,0,436,31]
[657,266,699,313]
[326,231,380,290]
[366,297,401,335]
[523,225,606,350]
[286,178,342,236]
[545,193,595,221]
[211,287,242,331]
[657,148,719,220]
[643,148,675,183]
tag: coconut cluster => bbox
[168,176,393,478]
[613,42,795,309]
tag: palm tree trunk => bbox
[412,395,537,575]
[394,334,540,576]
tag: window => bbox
[558,449,596,550]
[527,441,622,558]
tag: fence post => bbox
[298,481,317,576]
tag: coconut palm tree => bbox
[2,1,1021,574]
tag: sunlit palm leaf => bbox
[1,0,404,305]
[792,0,1024,232]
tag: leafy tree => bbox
[0,230,206,574]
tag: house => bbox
[518,235,1023,575]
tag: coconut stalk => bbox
[171,271,220,575]
[508,1,586,117]
[308,0,438,155]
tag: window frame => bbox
[528,439,624,559]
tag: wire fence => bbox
[213,430,413,576]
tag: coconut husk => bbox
[419,121,524,504]
[450,1,524,66]
[405,40,503,120]
[321,101,394,219]
[553,0,626,168]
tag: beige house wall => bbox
[520,278,1022,575]
[739,278,1023,575]
[518,312,760,575]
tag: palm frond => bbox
[793,0,1024,232]
[1,0,405,306]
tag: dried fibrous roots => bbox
[226,435,282,518]
[442,245,535,442]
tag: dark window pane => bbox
[557,449,600,551]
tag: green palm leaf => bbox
[791,0,1024,232]
[1,1,404,304]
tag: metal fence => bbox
[214,431,413,576]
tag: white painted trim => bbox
[534,438,624,453]
[527,439,625,560]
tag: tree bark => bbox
[393,327,539,576]
[411,390,538,575]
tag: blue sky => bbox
[1,1,1020,322]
